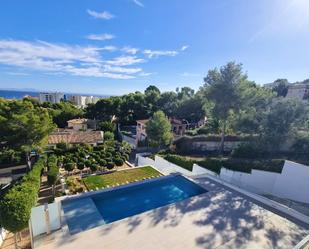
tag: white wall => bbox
[30,202,61,237]
[137,155,155,166]
[272,161,309,203]
[153,156,193,176]
[0,228,6,247]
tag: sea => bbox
[0,90,109,100]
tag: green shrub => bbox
[84,160,92,168]
[231,143,258,159]
[0,157,45,233]
[106,161,114,169]
[90,163,98,172]
[64,162,75,171]
[47,155,58,186]
[77,162,85,170]
[98,159,107,167]
[163,154,194,171]
[104,131,114,140]
[114,157,124,166]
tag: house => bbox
[286,84,309,100]
[136,119,148,145]
[39,92,65,104]
[67,118,96,131]
[48,129,103,147]
[135,117,191,146]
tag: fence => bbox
[136,155,210,176]
[30,202,61,238]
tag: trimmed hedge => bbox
[162,154,284,175]
[47,155,58,186]
[0,157,45,233]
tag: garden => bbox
[51,140,132,174]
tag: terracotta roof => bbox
[67,118,88,124]
[136,119,149,125]
[48,130,103,145]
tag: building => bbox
[136,119,148,145]
[69,95,87,108]
[48,129,103,147]
[135,117,190,146]
[67,118,97,131]
[286,84,309,100]
[39,92,65,104]
[69,95,101,108]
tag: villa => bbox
[30,159,309,249]
[136,117,206,146]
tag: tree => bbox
[202,62,246,153]
[49,102,84,128]
[260,98,308,151]
[98,121,115,132]
[272,79,289,97]
[146,111,173,148]
[0,99,55,151]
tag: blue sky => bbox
[0,0,309,95]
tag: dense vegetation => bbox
[0,98,54,166]
[53,141,132,172]
[0,157,45,235]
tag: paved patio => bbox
[35,176,309,249]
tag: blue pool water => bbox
[62,175,207,235]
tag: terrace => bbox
[32,166,308,249]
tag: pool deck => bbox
[35,176,309,249]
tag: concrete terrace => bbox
[35,176,309,249]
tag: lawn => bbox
[83,166,163,190]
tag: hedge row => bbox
[47,155,58,186]
[0,156,45,233]
[162,154,284,175]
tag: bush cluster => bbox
[0,157,45,233]
[54,141,131,172]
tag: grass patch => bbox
[83,166,162,190]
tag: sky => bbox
[0,0,309,95]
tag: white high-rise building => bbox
[69,95,87,107]
[39,92,65,104]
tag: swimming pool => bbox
[62,175,207,235]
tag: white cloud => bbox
[0,39,185,80]
[122,46,139,54]
[181,72,200,77]
[86,33,115,41]
[139,72,153,77]
[180,45,189,51]
[143,49,178,58]
[104,65,142,74]
[0,39,139,79]
[133,0,144,7]
[99,46,117,52]
[87,9,114,20]
[106,56,145,66]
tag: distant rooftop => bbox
[48,130,103,145]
